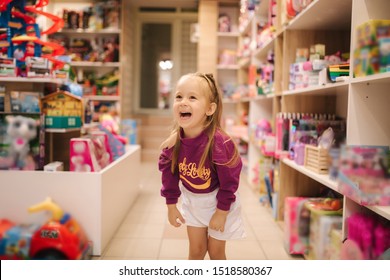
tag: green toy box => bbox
[45,116,82,129]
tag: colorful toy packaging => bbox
[303,198,343,260]
[338,145,390,206]
[69,138,101,172]
[345,212,390,260]
[284,197,311,255]
[354,19,390,76]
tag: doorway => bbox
[134,9,198,114]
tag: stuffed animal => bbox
[6,115,39,169]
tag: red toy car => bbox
[0,198,91,260]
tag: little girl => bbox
[159,72,246,260]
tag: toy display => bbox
[0,0,66,76]
[0,197,91,260]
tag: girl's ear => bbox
[206,102,217,116]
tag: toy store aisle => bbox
[96,162,303,260]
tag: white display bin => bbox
[0,145,141,256]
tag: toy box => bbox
[303,198,343,260]
[356,19,390,48]
[337,145,390,206]
[346,212,390,260]
[121,119,137,145]
[284,197,311,255]
[25,57,52,78]
[0,58,16,77]
[89,131,112,168]
[306,211,342,260]
[69,138,100,172]
[9,91,41,113]
[328,228,342,260]
[353,46,380,77]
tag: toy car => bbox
[0,197,91,260]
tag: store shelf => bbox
[283,158,390,220]
[70,62,121,68]
[282,158,338,192]
[285,0,352,31]
[217,64,240,70]
[57,28,121,35]
[366,205,390,221]
[217,31,240,37]
[253,36,276,60]
[350,72,390,85]
[83,95,120,101]
[45,128,81,133]
[283,82,349,96]
[0,77,66,83]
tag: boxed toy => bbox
[9,91,41,113]
[25,57,52,78]
[303,198,343,260]
[284,197,311,255]
[121,119,137,145]
[338,145,390,206]
[0,57,16,77]
[306,212,342,260]
[69,138,100,172]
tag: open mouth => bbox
[180,112,192,119]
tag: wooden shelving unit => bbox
[222,0,390,250]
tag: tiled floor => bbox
[96,162,303,260]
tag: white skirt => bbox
[180,186,246,241]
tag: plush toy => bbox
[6,115,39,169]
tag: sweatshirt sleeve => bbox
[159,147,181,205]
[212,133,242,211]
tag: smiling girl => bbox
[159,72,246,260]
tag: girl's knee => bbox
[189,244,207,260]
[207,243,226,260]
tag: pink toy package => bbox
[69,138,101,172]
[89,131,113,169]
[338,145,390,206]
[284,197,311,255]
[346,212,390,259]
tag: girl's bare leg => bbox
[208,236,226,260]
[187,226,208,260]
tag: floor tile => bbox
[100,161,297,260]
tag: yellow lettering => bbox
[178,157,211,182]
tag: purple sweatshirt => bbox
[159,128,242,211]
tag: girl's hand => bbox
[209,209,228,232]
[167,204,185,227]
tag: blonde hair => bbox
[161,72,240,173]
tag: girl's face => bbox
[173,76,216,138]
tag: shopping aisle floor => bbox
[97,162,303,260]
